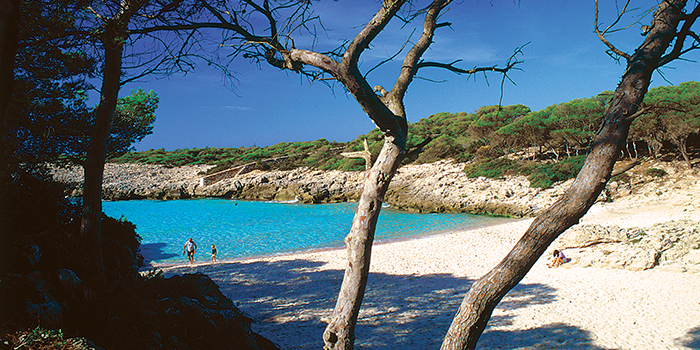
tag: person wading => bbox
[183,238,197,264]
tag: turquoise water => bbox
[102,199,504,265]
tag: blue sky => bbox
[121,0,700,151]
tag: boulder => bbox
[553,220,700,271]
[23,244,42,267]
[0,273,65,331]
[56,268,81,292]
[144,272,280,350]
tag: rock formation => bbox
[551,220,700,272]
[51,158,698,218]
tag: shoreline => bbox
[161,178,700,349]
[148,215,523,271]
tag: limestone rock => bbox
[146,272,280,350]
[50,158,700,218]
[553,220,700,271]
[1,273,65,330]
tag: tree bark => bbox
[322,2,449,349]
[78,20,125,297]
[441,1,687,349]
[675,137,692,169]
[0,0,20,273]
[0,0,19,152]
[322,136,404,350]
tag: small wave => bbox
[274,195,300,204]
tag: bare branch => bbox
[390,0,451,103]
[415,59,519,75]
[343,1,406,70]
[415,42,526,78]
[341,139,372,170]
[595,0,633,61]
[404,136,433,159]
[289,49,338,73]
[363,28,416,80]
[87,6,106,23]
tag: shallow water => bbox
[102,198,505,265]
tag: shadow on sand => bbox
[678,325,700,349]
[168,259,606,350]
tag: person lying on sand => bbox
[548,249,571,268]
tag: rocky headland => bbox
[51,158,700,273]
[53,158,697,218]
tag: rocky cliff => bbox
[52,158,698,218]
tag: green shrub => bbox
[646,168,667,178]
[463,157,523,179]
[101,214,143,287]
[524,155,586,189]
[610,172,631,183]
[473,145,505,161]
[4,326,66,349]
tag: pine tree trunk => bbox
[78,22,124,298]
[0,0,20,273]
[441,1,686,348]
[323,137,404,350]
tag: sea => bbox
[102,198,507,265]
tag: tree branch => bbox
[403,136,433,159]
[341,139,373,170]
[363,28,416,80]
[594,0,632,61]
[658,3,700,66]
[390,0,451,103]
[342,1,405,70]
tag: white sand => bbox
[165,178,700,349]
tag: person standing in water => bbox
[183,238,197,264]
[211,244,217,262]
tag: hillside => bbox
[110,82,700,188]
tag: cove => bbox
[102,198,507,265]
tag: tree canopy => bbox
[6,1,158,168]
[112,80,700,174]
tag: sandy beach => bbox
[164,168,700,350]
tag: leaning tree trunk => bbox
[323,136,404,350]
[78,21,124,297]
[441,1,686,349]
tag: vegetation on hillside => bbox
[111,81,700,187]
